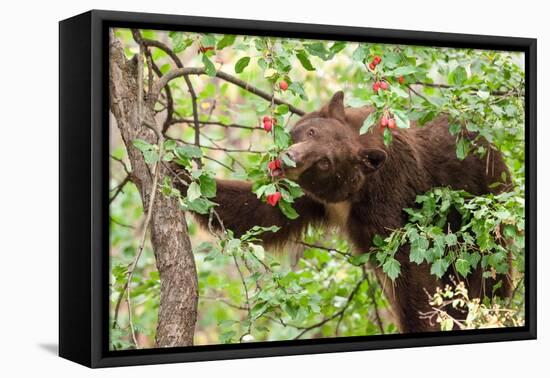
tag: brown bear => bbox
[176,91,512,333]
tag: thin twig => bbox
[233,254,252,335]
[296,240,352,258]
[293,278,365,339]
[364,270,385,334]
[109,174,132,204]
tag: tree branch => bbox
[151,67,305,116]
[168,117,261,131]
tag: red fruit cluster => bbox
[267,159,282,172]
[398,75,405,84]
[262,116,277,132]
[266,192,282,206]
[369,55,382,71]
[380,115,397,130]
[373,80,389,92]
[279,80,289,91]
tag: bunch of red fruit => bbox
[262,116,277,132]
[279,80,288,91]
[266,192,282,206]
[373,80,389,93]
[368,55,382,70]
[380,114,397,130]
[267,158,282,172]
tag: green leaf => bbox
[391,66,418,76]
[164,139,177,151]
[169,32,192,53]
[278,200,299,219]
[275,104,289,115]
[455,137,468,160]
[282,301,299,319]
[445,233,458,246]
[449,123,461,135]
[255,183,277,199]
[199,174,217,198]
[250,302,269,319]
[373,234,385,247]
[304,42,332,60]
[351,45,368,63]
[329,41,347,54]
[455,258,471,278]
[360,112,377,135]
[162,152,174,162]
[430,258,450,278]
[449,66,467,86]
[216,34,236,49]
[219,330,236,344]
[288,82,308,100]
[391,85,409,98]
[264,68,278,79]
[202,54,216,77]
[383,127,393,146]
[235,56,250,74]
[201,35,216,47]
[441,318,454,331]
[410,237,429,264]
[175,145,202,159]
[187,182,201,202]
[273,125,291,149]
[143,150,159,164]
[477,90,490,99]
[393,110,410,129]
[349,253,371,266]
[132,138,153,152]
[186,197,216,214]
[280,153,296,168]
[383,258,401,281]
[296,51,315,71]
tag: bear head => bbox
[277,91,387,203]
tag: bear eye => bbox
[307,128,315,137]
[317,157,330,170]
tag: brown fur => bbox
[177,91,512,333]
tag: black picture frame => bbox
[59,9,537,368]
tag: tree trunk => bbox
[109,31,198,347]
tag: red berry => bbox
[263,119,273,132]
[398,76,405,84]
[263,115,270,123]
[380,115,389,127]
[373,55,382,65]
[388,118,397,129]
[380,81,389,90]
[267,159,282,171]
[368,62,376,70]
[373,81,381,92]
[279,80,289,91]
[266,192,282,206]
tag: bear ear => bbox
[327,91,346,123]
[359,148,387,172]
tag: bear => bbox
[174,91,512,333]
